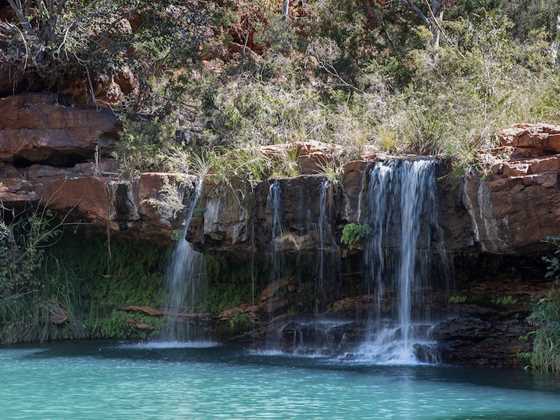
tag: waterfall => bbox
[268,181,283,283]
[359,159,443,364]
[261,181,283,350]
[364,163,395,331]
[317,180,330,303]
[159,179,206,343]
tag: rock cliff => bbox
[1,93,559,366]
[0,94,195,242]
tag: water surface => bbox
[1,341,560,419]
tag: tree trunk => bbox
[283,0,290,21]
[554,15,560,65]
[433,9,444,48]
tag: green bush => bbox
[341,224,371,249]
[449,295,468,304]
[228,312,253,334]
[528,290,560,374]
[6,1,559,181]
[0,224,168,344]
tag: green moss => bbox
[203,255,255,315]
[0,230,169,344]
[85,311,164,340]
[227,313,253,335]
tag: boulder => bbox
[127,319,156,332]
[122,306,164,317]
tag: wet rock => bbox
[123,306,164,317]
[219,304,260,322]
[0,164,196,242]
[127,319,155,332]
[433,313,532,368]
[341,160,371,223]
[47,303,69,325]
[189,174,338,256]
[328,295,372,317]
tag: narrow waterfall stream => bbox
[159,179,207,344]
[267,180,283,288]
[359,159,443,364]
[317,179,330,310]
[262,180,283,350]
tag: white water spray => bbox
[318,180,330,294]
[159,179,206,343]
[359,159,443,364]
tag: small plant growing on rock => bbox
[493,295,518,306]
[449,295,467,304]
[341,224,371,250]
[318,160,343,184]
[543,237,560,283]
[528,289,560,374]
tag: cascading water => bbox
[359,159,444,364]
[159,179,207,344]
[260,180,283,351]
[268,181,283,283]
[317,180,330,307]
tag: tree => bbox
[400,0,455,47]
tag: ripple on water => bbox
[1,342,560,420]
[117,340,221,349]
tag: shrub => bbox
[449,295,467,304]
[493,295,518,306]
[528,289,560,374]
[341,224,371,249]
[228,312,253,334]
[543,237,560,282]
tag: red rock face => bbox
[2,100,560,255]
[499,123,560,157]
[0,94,119,163]
[0,94,192,243]
[463,123,560,253]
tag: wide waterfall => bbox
[159,179,206,343]
[359,159,444,364]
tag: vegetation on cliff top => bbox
[2,1,560,178]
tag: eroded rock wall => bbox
[0,94,195,242]
[2,94,559,367]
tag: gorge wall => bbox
[1,94,559,367]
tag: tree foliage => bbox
[2,0,560,177]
